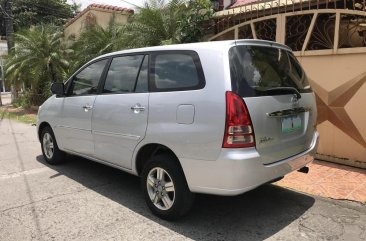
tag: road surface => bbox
[0,118,365,241]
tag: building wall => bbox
[0,40,8,56]
[64,9,130,40]
[298,53,366,168]
[209,9,366,168]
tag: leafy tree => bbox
[69,0,81,15]
[2,0,14,52]
[5,25,71,105]
[0,0,74,35]
[180,0,213,43]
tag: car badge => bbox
[291,94,299,108]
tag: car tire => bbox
[141,154,195,220]
[41,126,65,165]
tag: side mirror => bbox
[51,82,65,97]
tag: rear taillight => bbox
[223,91,255,148]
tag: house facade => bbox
[208,0,366,168]
[64,3,134,41]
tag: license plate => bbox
[282,115,302,133]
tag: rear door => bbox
[92,55,149,169]
[229,44,317,164]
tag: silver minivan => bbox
[37,40,319,220]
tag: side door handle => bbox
[82,104,93,111]
[131,104,145,113]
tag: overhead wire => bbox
[116,0,142,8]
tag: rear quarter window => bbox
[150,51,205,92]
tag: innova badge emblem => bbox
[291,94,299,108]
[259,136,274,144]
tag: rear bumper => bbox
[180,131,319,196]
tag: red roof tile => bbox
[89,3,134,13]
[229,0,260,8]
[64,3,134,28]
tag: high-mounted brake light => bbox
[223,91,256,148]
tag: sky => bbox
[66,0,146,10]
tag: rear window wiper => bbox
[256,87,301,99]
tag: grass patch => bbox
[0,105,37,124]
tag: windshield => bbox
[229,45,312,97]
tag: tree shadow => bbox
[36,155,315,241]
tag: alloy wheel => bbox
[42,133,54,159]
[146,167,175,210]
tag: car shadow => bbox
[36,155,315,241]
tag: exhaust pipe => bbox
[298,166,309,174]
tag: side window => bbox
[103,55,144,94]
[70,59,108,96]
[151,51,205,91]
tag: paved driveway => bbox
[0,118,365,241]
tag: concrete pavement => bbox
[0,118,365,241]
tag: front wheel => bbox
[41,126,65,165]
[141,154,194,220]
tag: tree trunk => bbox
[0,58,5,106]
[4,0,15,103]
[4,0,14,52]
[0,80,2,106]
[49,62,56,83]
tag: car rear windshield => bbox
[229,45,312,97]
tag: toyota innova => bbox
[37,40,319,220]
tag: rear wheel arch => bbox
[135,143,184,177]
[138,146,195,219]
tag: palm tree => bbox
[122,0,186,47]
[70,0,186,69]
[123,0,212,46]
[5,24,71,105]
[70,16,126,71]
[70,0,212,69]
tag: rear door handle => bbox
[131,104,145,113]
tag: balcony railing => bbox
[209,9,366,56]
[210,0,366,33]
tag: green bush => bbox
[12,90,48,109]
[13,93,31,109]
